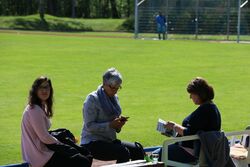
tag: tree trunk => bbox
[98,0,102,17]
[27,0,32,15]
[127,0,130,17]
[110,0,119,18]
[102,0,109,18]
[83,0,91,18]
[47,0,57,16]
[39,0,45,20]
[72,0,76,18]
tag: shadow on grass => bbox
[10,18,92,32]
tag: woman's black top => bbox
[181,102,221,148]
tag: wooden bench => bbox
[92,159,117,167]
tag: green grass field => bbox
[0,30,249,165]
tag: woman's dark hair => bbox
[187,77,214,103]
[28,76,54,118]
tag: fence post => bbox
[165,0,169,40]
[134,0,139,39]
[237,0,241,43]
[195,0,199,40]
[226,0,230,40]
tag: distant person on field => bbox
[156,12,167,40]
[80,67,144,163]
[21,76,91,167]
[159,77,221,163]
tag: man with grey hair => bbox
[80,68,144,163]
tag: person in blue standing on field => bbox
[156,12,167,40]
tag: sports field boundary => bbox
[0,29,133,39]
[1,29,250,44]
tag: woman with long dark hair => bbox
[21,76,91,167]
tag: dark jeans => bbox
[158,143,197,166]
[44,152,92,167]
[82,140,144,163]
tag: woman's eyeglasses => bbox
[109,85,122,91]
[38,85,51,91]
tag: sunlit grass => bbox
[0,14,125,31]
[0,31,250,164]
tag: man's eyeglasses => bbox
[109,85,122,91]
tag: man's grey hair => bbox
[103,67,122,86]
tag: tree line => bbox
[0,0,133,18]
[0,0,249,34]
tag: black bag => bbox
[49,128,75,144]
[113,140,145,160]
[46,143,93,167]
[47,128,92,158]
[134,141,146,159]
